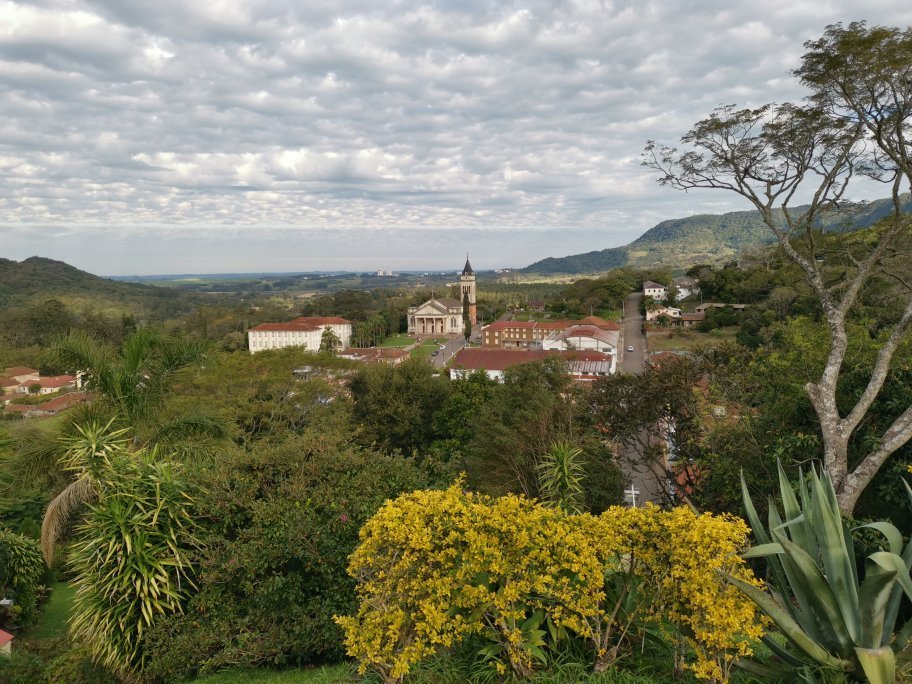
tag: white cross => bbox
[624,486,641,507]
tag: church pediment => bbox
[411,299,459,316]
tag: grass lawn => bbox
[27,581,75,640]
[648,327,738,352]
[410,339,442,360]
[191,664,354,683]
[378,334,414,348]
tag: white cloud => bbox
[0,0,911,273]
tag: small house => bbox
[0,629,13,657]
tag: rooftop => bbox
[249,316,350,332]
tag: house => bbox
[643,281,668,300]
[450,349,614,383]
[645,306,682,322]
[528,300,545,312]
[0,629,12,657]
[407,298,465,336]
[16,375,76,395]
[3,392,91,418]
[247,317,352,354]
[676,312,706,328]
[672,276,701,299]
[338,348,410,365]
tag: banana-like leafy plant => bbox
[728,462,912,683]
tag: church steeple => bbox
[459,253,477,325]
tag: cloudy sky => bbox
[1,0,911,275]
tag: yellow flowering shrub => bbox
[592,505,766,682]
[336,487,763,683]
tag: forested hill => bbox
[0,256,196,318]
[523,194,912,275]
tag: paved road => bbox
[617,293,666,506]
[430,335,465,369]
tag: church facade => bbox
[407,257,477,335]
[407,298,464,335]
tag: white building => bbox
[247,317,351,354]
[645,306,682,321]
[407,298,464,336]
[672,276,701,299]
[450,349,614,383]
[643,281,668,300]
[541,324,618,373]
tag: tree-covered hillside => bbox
[0,256,198,319]
[523,194,912,275]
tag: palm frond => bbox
[41,476,96,566]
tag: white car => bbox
[627,345,635,352]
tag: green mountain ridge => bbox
[0,256,199,319]
[524,195,912,275]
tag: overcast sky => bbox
[1,1,911,275]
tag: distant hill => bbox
[523,195,912,275]
[0,256,198,319]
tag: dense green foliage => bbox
[143,431,427,680]
[0,527,44,628]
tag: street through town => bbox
[618,293,665,505]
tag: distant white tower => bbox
[460,255,477,325]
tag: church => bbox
[407,257,477,336]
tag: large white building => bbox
[247,317,351,354]
[407,298,464,336]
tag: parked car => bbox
[627,345,635,352]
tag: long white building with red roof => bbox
[450,349,614,383]
[247,316,352,354]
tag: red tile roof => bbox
[249,316,350,332]
[483,321,538,331]
[0,376,17,387]
[3,392,91,417]
[35,392,91,413]
[0,629,13,646]
[579,315,621,331]
[553,326,617,346]
[36,375,75,389]
[4,367,37,377]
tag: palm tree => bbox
[34,329,224,564]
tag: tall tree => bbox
[643,22,912,513]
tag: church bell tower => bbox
[460,255,477,325]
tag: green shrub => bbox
[0,647,47,683]
[0,527,45,628]
[44,643,118,684]
[143,430,428,681]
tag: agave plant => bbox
[727,463,912,683]
[537,440,587,513]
